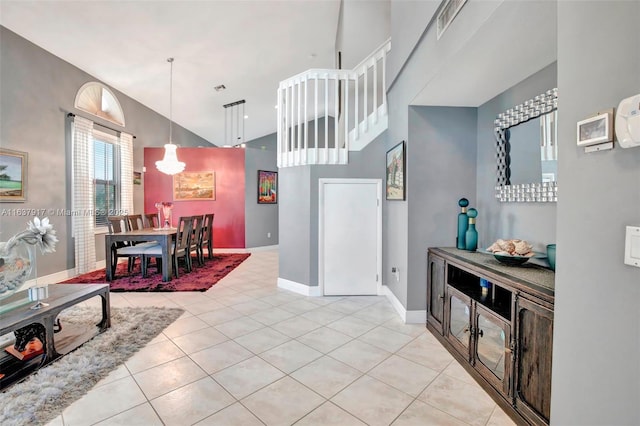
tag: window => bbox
[75,82,125,127]
[93,132,120,227]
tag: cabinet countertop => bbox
[429,247,555,301]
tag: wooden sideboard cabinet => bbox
[426,247,555,426]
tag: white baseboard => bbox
[380,285,426,324]
[405,309,427,324]
[212,245,278,254]
[247,245,279,252]
[277,277,322,296]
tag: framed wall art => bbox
[258,170,277,204]
[173,171,215,201]
[386,141,405,200]
[0,148,27,202]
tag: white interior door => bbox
[320,179,381,296]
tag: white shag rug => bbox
[0,305,184,426]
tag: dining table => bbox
[104,228,177,282]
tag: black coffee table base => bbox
[0,283,110,390]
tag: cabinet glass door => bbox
[427,255,446,334]
[476,312,506,379]
[447,287,471,360]
[474,305,512,396]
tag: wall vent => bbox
[437,0,467,40]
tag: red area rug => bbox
[59,253,250,292]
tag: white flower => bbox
[2,217,58,255]
[28,217,53,236]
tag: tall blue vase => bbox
[457,198,469,249]
[465,208,478,252]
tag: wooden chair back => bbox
[144,213,159,229]
[175,216,193,254]
[127,214,143,231]
[107,216,129,249]
[201,213,215,260]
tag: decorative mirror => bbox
[495,88,558,202]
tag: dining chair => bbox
[127,214,144,231]
[144,213,159,229]
[106,216,147,276]
[190,214,205,266]
[201,213,215,261]
[142,216,193,278]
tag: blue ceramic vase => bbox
[465,208,478,251]
[457,198,469,249]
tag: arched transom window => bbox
[74,82,125,127]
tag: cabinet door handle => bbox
[478,329,484,338]
[438,294,444,300]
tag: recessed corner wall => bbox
[407,106,478,311]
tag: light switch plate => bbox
[624,226,640,268]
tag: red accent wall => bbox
[144,147,245,248]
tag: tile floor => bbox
[46,249,515,426]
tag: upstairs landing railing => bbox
[277,39,391,167]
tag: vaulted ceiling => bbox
[0,0,342,145]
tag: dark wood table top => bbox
[0,284,109,334]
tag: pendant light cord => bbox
[168,57,174,144]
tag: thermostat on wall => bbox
[616,94,640,148]
[624,226,640,268]
[577,110,613,147]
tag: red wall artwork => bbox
[144,147,246,248]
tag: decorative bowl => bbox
[492,253,532,266]
[0,241,34,300]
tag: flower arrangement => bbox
[0,217,58,298]
[0,217,58,256]
[155,202,174,228]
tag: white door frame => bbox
[318,178,383,296]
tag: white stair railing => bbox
[277,39,391,168]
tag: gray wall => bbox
[279,130,386,287]
[246,132,277,152]
[336,0,390,70]
[406,106,477,311]
[385,0,504,307]
[552,2,640,424]
[0,26,212,276]
[245,140,279,248]
[279,165,312,285]
[387,0,439,88]
[476,62,557,253]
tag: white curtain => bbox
[72,115,96,274]
[119,132,134,215]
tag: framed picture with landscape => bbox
[173,171,215,201]
[257,170,277,204]
[386,141,405,200]
[0,148,27,202]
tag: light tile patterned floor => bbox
[48,249,515,426]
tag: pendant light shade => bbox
[156,143,185,175]
[156,57,185,175]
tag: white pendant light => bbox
[156,57,185,175]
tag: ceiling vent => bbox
[437,0,467,40]
[214,84,226,92]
